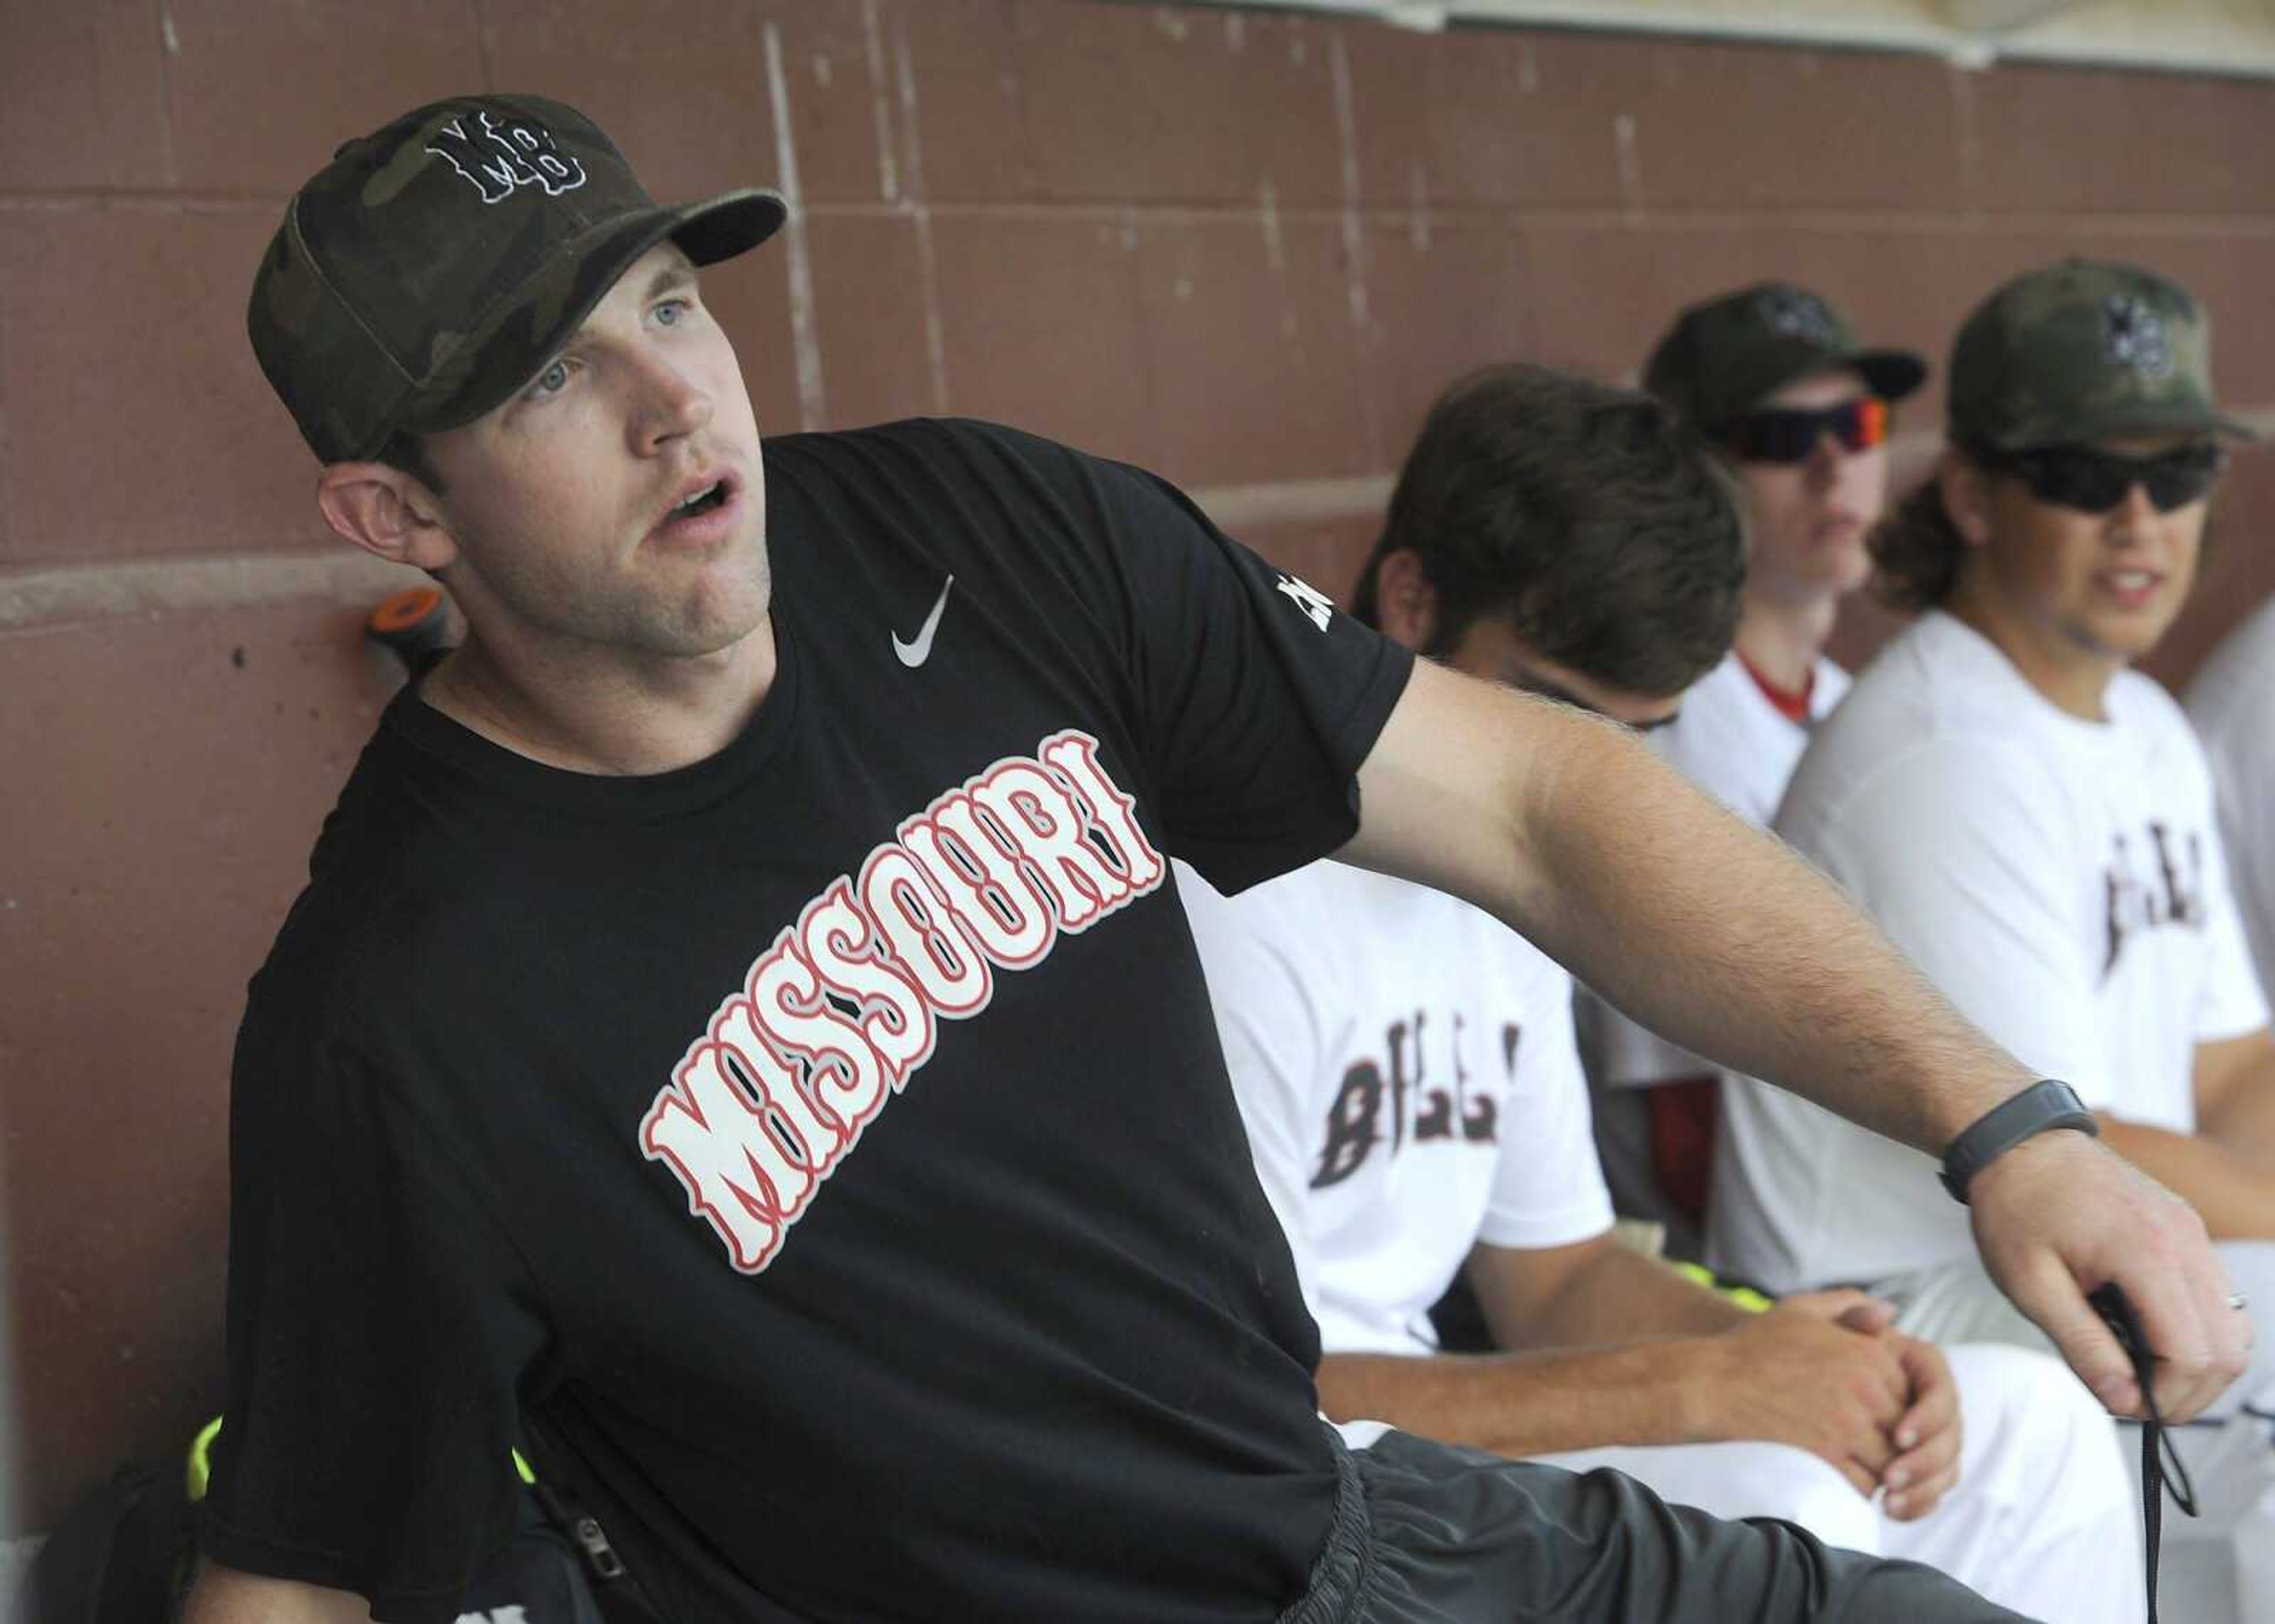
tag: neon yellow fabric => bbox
[187,1415,225,1502]
[1674,1261,1773,1314]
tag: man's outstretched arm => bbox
[1341,658,2249,1421]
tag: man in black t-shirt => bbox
[187,95,2250,1624]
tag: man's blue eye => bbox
[656,300,686,326]
[532,360,568,396]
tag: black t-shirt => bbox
[201,419,1413,1623]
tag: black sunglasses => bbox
[1720,398,1890,465]
[1965,438,2227,515]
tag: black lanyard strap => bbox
[2091,1285,2200,1624]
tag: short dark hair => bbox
[374,428,447,495]
[1869,472,1967,612]
[1352,364,1745,697]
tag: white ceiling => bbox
[1237,0,2275,78]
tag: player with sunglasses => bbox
[1583,283,1925,1261]
[1708,262,2274,1595]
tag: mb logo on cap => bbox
[424,110,589,205]
[2103,295,2174,381]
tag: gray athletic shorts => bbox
[1277,1427,2032,1623]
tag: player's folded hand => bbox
[1694,1296,1909,1499]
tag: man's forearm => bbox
[2204,1088,2275,1176]
[2098,1115,2275,1238]
[1490,1241,1747,1353]
[2196,1035,2275,1175]
[1512,713,2032,1155]
[1313,1342,1715,1460]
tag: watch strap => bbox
[1940,1078,2098,1203]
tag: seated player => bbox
[1178,364,2142,1623]
[1580,283,1922,1260]
[1709,260,2275,1410]
[2189,592,2275,1002]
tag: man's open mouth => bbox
[669,481,729,520]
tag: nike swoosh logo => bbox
[892,574,956,668]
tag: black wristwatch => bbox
[1940,1080,2098,1204]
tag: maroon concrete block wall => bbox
[4,0,2271,1533]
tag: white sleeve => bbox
[2196,816,2274,1043]
[1173,863,1334,1324]
[1476,973,1616,1250]
[1794,742,2117,1104]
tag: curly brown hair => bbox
[1869,472,1968,613]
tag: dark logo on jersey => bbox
[2103,296,2173,380]
[1313,1012,1515,1188]
[643,731,1166,1273]
[1274,573,1334,632]
[1754,285,1840,347]
[425,111,588,204]
[2103,820,2206,979]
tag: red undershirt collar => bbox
[1736,652,1815,724]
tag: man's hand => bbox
[1688,1291,1911,1498]
[1880,1334,1960,1520]
[1771,1292,1960,1517]
[1970,1129,2251,1422]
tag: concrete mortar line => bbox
[651,196,2275,242]
[1328,28,1382,471]
[7,190,2275,242]
[10,434,2274,633]
[1192,474,1399,533]
[0,550,425,634]
[472,0,498,92]
[891,12,952,417]
[764,21,828,434]
[155,2,181,188]
[861,0,899,206]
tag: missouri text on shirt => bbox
[642,728,1167,1273]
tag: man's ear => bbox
[1370,549,1440,652]
[315,463,459,571]
[1936,452,1996,550]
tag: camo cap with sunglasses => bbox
[1949,258,2255,453]
[1643,282,1927,435]
[249,94,787,465]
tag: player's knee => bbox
[1944,1341,2128,1513]
[1715,1443,1882,1555]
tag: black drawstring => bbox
[2090,1285,2199,1624]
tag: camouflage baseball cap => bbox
[1643,282,1925,431]
[1948,259,2254,451]
[249,94,787,464]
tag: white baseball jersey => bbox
[2187,595,2275,1005]
[1174,859,1611,1356]
[1711,610,2271,1292]
[1584,651,1850,1089]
